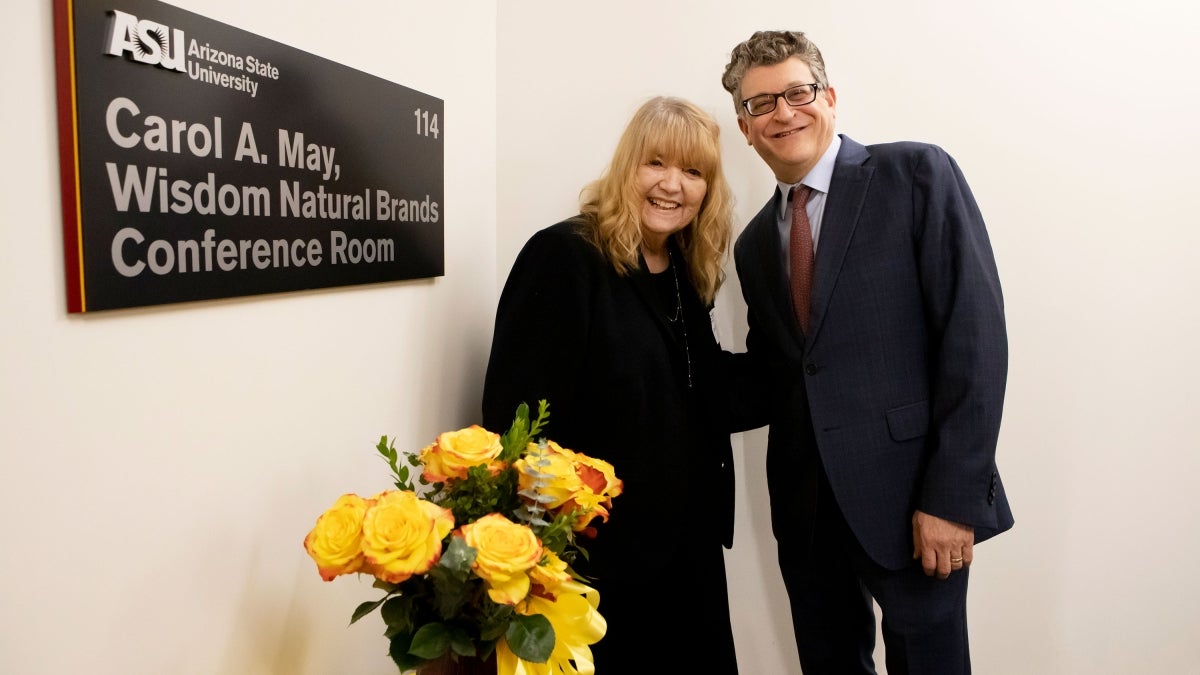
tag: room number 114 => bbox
[414,109,440,139]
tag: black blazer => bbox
[483,218,749,570]
[735,135,1014,569]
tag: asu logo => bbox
[104,9,186,72]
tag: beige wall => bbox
[2,0,1198,673]
[1,2,497,674]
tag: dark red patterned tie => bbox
[790,185,814,333]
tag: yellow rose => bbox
[303,494,370,581]
[565,491,613,534]
[419,425,505,482]
[514,440,583,509]
[360,490,455,584]
[567,450,623,532]
[572,451,623,501]
[519,442,623,534]
[459,513,542,605]
[529,549,572,597]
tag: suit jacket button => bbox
[805,363,818,375]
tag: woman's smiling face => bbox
[636,155,707,248]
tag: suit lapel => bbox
[808,137,874,344]
[741,192,807,354]
[746,195,791,321]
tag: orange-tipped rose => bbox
[568,450,623,532]
[514,440,583,509]
[304,494,370,581]
[360,490,454,584]
[518,441,623,533]
[459,513,543,605]
[419,425,506,482]
[529,549,572,598]
[573,451,623,501]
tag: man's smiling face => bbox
[737,56,838,184]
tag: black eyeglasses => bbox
[741,83,822,116]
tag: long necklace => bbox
[667,251,693,388]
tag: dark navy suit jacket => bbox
[734,135,1014,570]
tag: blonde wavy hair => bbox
[578,96,734,305]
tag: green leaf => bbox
[376,435,396,462]
[498,403,530,463]
[428,547,477,619]
[409,622,452,659]
[439,536,477,574]
[447,626,478,658]
[498,400,551,463]
[514,401,531,426]
[372,578,401,592]
[528,399,550,438]
[534,511,576,556]
[380,595,417,636]
[476,640,498,663]
[505,613,554,663]
[376,435,414,490]
[349,597,387,625]
[388,632,424,672]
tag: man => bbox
[721,30,1013,674]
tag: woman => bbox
[482,96,757,673]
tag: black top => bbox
[482,217,755,673]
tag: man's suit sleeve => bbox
[912,147,1009,529]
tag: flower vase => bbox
[416,652,496,675]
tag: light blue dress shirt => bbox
[776,134,842,279]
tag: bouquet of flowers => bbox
[303,401,623,674]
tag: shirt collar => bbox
[776,134,842,216]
